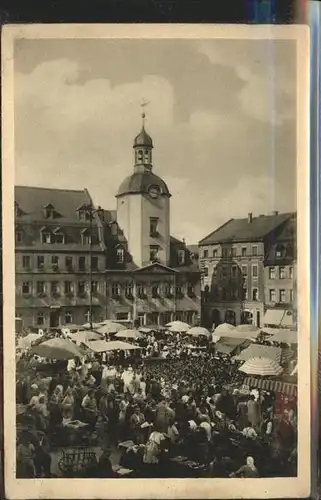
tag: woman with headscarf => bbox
[61,388,75,422]
[229,456,259,478]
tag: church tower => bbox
[116,111,171,268]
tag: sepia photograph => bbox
[2,24,310,499]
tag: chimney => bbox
[248,213,253,223]
[273,210,279,216]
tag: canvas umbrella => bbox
[85,340,142,353]
[70,330,102,342]
[17,333,41,349]
[166,321,190,332]
[270,329,298,344]
[96,322,127,335]
[214,323,236,334]
[30,338,83,360]
[238,356,283,376]
[82,322,102,330]
[186,326,210,338]
[139,324,166,333]
[115,329,144,340]
[235,324,260,333]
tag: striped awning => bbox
[243,376,297,397]
[234,345,282,363]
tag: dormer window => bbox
[40,227,52,244]
[275,244,285,258]
[77,205,91,221]
[116,246,125,264]
[53,227,65,244]
[178,249,186,265]
[43,204,55,219]
[81,228,91,245]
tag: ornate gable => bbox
[134,262,178,274]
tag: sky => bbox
[14,38,297,244]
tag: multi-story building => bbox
[263,215,297,328]
[15,115,200,330]
[198,212,296,329]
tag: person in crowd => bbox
[33,431,52,478]
[276,409,296,453]
[247,394,261,430]
[16,435,36,478]
[61,388,75,422]
[130,405,145,444]
[82,389,98,430]
[229,456,259,478]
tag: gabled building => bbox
[15,114,201,330]
[198,212,296,329]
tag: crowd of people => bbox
[16,329,297,479]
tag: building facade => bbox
[15,116,201,330]
[198,212,296,330]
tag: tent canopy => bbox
[234,344,282,364]
[271,329,298,344]
[166,321,190,332]
[97,322,127,335]
[115,329,143,340]
[31,338,83,360]
[263,309,294,327]
[214,323,236,334]
[70,330,102,342]
[187,326,210,337]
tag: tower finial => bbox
[141,99,150,127]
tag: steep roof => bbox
[116,171,170,198]
[199,213,294,245]
[15,185,91,224]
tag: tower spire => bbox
[141,99,150,128]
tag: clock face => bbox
[148,185,161,199]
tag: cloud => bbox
[14,45,296,244]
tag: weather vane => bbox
[141,99,150,125]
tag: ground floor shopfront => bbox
[202,301,264,330]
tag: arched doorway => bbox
[225,309,236,325]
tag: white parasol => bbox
[238,356,283,376]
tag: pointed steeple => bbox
[133,102,153,170]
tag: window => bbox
[22,255,31,269]
[150,217,159,237]
[117,312,129,321]
[43,205,54,219]
[252,265,258,278]
[41,232,52,244]
[51,281,59,296]
[111,283,121,297]
[91,281,98,294]
[269,289,276,302]
[78,256,86,271]
[252,246,258,256]
[125,282,133,297]
[232,266,237,278]
[137,284,147,298]
[231,248,237,257]
[213,249,218,258]
[279,267,285,279]
[222,267,227,277]
[178,250,185,265]
[289,267,293,279]
[203,266,208,277]
[54,233,65,244]
[36,312,44,326]
[16,230,23,243]
[81,233,91,245]
[65,256,73,270]
[37,255,44,270]
[152,284,160,298]
[269,267,275,279]
[252,288,258,301]
[36,281,45,295]
[138,150,143,162]
[290,289,294,302]
[91,256,98,271]
[64,281,72,294]
[137,313,145,326]
[165,284,173,297]
[241,265,248,276]
[163,312,171,325]
[52,255,59,270]
[279,289,286,303]
[186,311,194,325]
[64,311,73,324]
[149,245,159,262]
[187,283,195,297]
[176,285,183,297]
[242,247,247,257]
[242,288,248,300]
[22,282,31,294]
[203,249,208,258]
[116,248,124,264]
[149,312,159,324]
[78,281,86,295]
[276,244,284,258]
[175,312,183,321]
